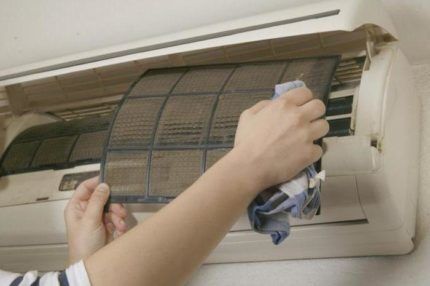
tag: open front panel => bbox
[102,57,340,203]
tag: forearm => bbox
[84,86,327,285]
[85,150,261,286]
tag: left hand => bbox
[64,176,128,264]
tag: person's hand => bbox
[232,86,328,191]
[64,176,128,264]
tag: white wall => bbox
[0,0,429,71]
[188,63,430,286]
[0,0,319,71]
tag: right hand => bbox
[231,86,329,191]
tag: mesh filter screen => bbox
[109,97,164,148]
[150,150,202,197]
[70,131,108,162]
[172,67,233,94]
[129,69,184,97]
[155,95,215,146]
[0,116,111,176]
[1,141,40,173]
[102,57,340,203]
[224,63,285,92]
[14,116,111,143]
[104,151,148,196]
[281,58,339,101]
[15,122,64,143]
[209,92,272,144]
[32,136,77,167]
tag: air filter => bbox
[1,141,41,174]
[69,130,108,163]
[0,116,111,175]
[102,57,340,204]
[31,136,77,168]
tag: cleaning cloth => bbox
[247,80,325,245]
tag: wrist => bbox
[220,148,267,196]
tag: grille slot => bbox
[331,56,365,87]
[327,118,352,137]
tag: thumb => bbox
[84,183,110,224]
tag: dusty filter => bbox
[0,116,111,175]
[102,57,340,204]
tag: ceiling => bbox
[0,0,429,72]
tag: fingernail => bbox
[97,183,109,193]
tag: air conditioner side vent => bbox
[326,56,365,137]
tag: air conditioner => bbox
[0,0,420,272]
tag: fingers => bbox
[70,176,99,203]
[109,203,127,218]
[312,144,323,161]
[246,100,271,114]
[104,203,128,238]
[309,119,330,140]
[105,221,115,235]
[305,144,323,165]
[105,212,127,233]
[84,183,110,223]
[279,87,313,106]
[300,99,326,121]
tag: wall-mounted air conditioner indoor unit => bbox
[0,0,420,272]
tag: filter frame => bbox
[101,56,341,204]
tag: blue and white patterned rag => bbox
[247,80,325,245]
